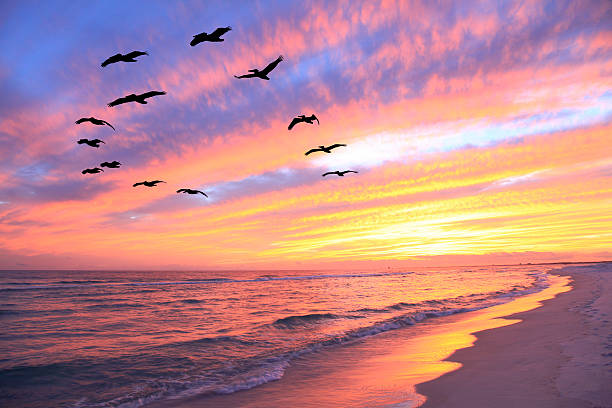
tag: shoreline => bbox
[145,264,612,408]
[416,263,612,408]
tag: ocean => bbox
[0,265,553,407]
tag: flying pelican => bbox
[322,170,358,177]
[177,188,208,197]
[100,161,121,168]
[77,138,105,148]
[82,167,104,174]
[305,144,346,155]
[288,114,319,130]
[75,117,115,131]
[133,180,166,187]
[108,91,166,107]
[101,51,148,67]
[234,55,283,80]
[190,26,231,46]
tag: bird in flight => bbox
[305,144,346,155]
[177,188,208,197]
[190,26,231,46]
[101,51,148,67]
[75,117,115,131]
[108,91,166,107]
[77,138,105,148]
[82,167,104,175]
[133,180,166,187]
[234,55,283,80]
[322,170,358,177]
[288,114,319,130]
[100,161,121,169]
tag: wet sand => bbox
[417,263,612,408]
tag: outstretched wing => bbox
[92,139,105,144]
[152,180,166,185]
[190,33,206,46]
[108,96,130,107]
[234,73,254,79]
[196,190,208,197]
[288,117,302,130]
[101,53,121,67]
[75,117,90,124]
[177,189,187,193]
[312,114,320,125]
[305,148,321,156]
[328,143,346,150]
[322,172,336,177]
[101,120,115,131]
[260,55,283,75]
[344,170,358,174]
[211,26,231,37]
[140,91,166,99]
[133,182,145,187]
[125,50,148,59]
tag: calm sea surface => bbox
[0,266,552,407]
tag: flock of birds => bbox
[76,26,358,200]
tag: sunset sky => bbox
[0,0,610,269]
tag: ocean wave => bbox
[272,313,340,328]
[0,270,414,292]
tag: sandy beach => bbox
[417,263,612,408]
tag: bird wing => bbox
[92,139,105,144]
[125,50,147,58]
[101,120,115,131]
[108,96,130,107]
[288,117,302,130]
[101,54,121,67]
[177,189,186,193]
[100,162,109,167]
[328,143,346,150]
[260,55,283,75]
[305,148,321,155]
[312,115,320,124]
[133,182,145,187]
[152,180,166,184]
[322,172,336,177]
[190,33,205,46]
[211,26,231,37]
[234,73,254,79]
[140,91,166,99]
[344,170,358,174]
[75,118,90,124]
[197,190,208,197]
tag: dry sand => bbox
[417,263,612,408]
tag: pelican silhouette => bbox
[82,167,104,175]
[288,114,319,130]
[234,55,283,80]
[75,117,115,131]
[108,91,166,107]
[305,144,346,155]
[101,51,148,67]
[190,26,231,46]
[177,188,208,197]
[133,180,166,187]
[322,170,358,177]
[77,138,105,148]
[100,161,121,169]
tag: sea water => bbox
[0,265,552,407]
